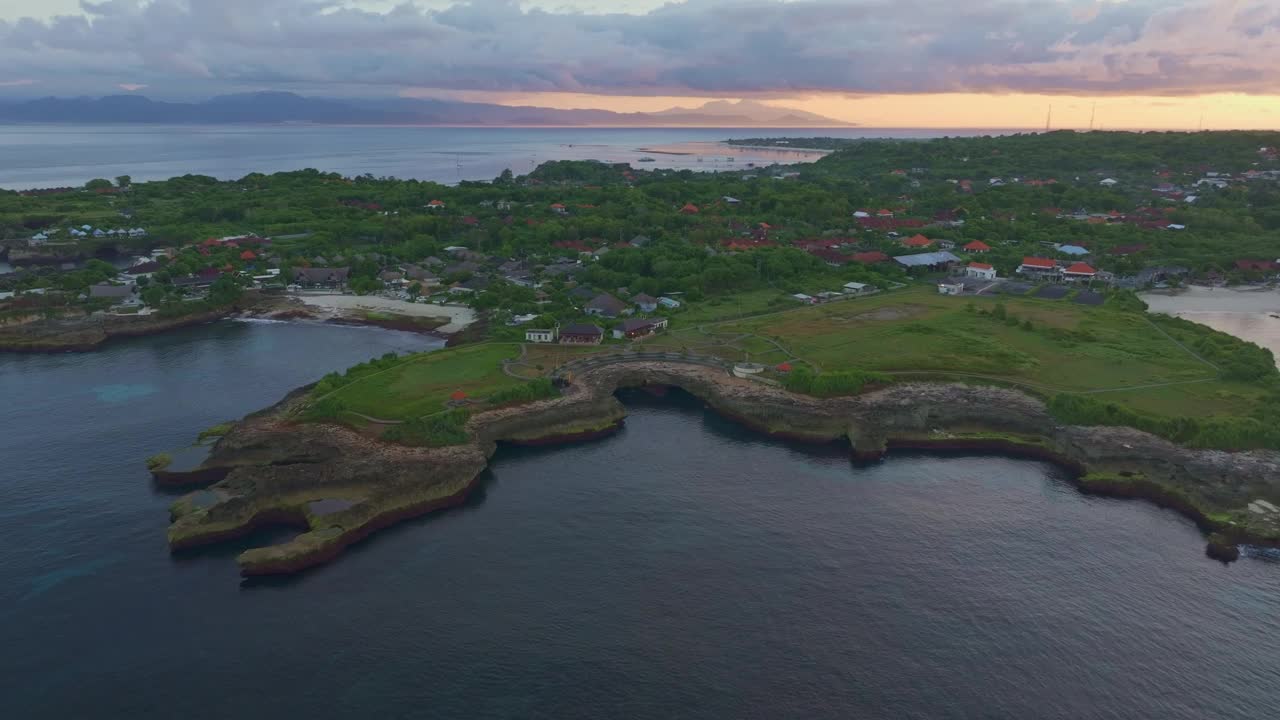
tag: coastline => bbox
[0,292,468,352]
[157,361,1280,577]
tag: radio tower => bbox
[1089,103,1097,131]
[1045,105,1052,132]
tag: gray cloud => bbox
[2,0,1280,97]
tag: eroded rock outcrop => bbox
[161,361,1280,576]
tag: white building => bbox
[1099,178,1118,187]
[842,281,871,295]
[525,326,559,343]
[966,262,997,280]
[938,282,965,296]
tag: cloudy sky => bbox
[2,0,1279,128]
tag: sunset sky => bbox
[2,0,1279,129]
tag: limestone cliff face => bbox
[0,308,230,352]
[165,360,1280,576]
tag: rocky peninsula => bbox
[159,360,1280,576]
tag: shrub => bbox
[487,378,559,407]
[1047,394,1280,450]
[382,409,471,447]
[198,422,233,441]
[783,366,893,397]
[146,453,172,471]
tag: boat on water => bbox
[637,157,656,162]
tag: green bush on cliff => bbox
[198,422,233,441]
[486,378,559,407]
[1048,394,1280,450]
[783,366,893,397]
[312,352,405,396]
[382,409,471,447]
[146,453,172,471]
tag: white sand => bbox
[295,293,477,333]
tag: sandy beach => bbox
[294,293,477,333]
[1142,285,1280,363]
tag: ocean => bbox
[0,125,1001,189]
[1,320,1278,719]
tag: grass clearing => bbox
[710,286,1234,415]
[321,343,522,421]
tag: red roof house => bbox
[902,234,933,248]
[681,203,700,214]
[962,240,991,253]
[1236,259,1279,272]
[1018,257,1058,275]
[1063,262,1097,278]
[427,199,445,208]
[852,251,890,264]
[239,250,256,261]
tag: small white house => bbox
[525,326,559,343]
[792,293,816,304]
[966,262,997,280]
[1099,178,1119,187]
[29,233,48,246]
[843,281,871,295]
[938,282,964,296]
[658,296,682,309]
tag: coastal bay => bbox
[2,324,1279,719]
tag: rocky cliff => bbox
[159,361,1280,577]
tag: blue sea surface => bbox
[1,322,1278,719]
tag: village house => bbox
[293,267,350,289]
[966,262,997,280]
[426,200,446,210]
[584,293,629,318]
[894,251,961,272]
[525,326,559,343]
[550,203,568,215]
[1099,178,1119,187]
[1057,244,1090,256]
[632,293,658,313]
[902,234,933,249]
[658,296,682,309]
[559,323,604,345]
[937,281,964,296]
[89,282,138,301]
[792,293,817,305]
[962,240,991,253]
[613,317,669,340]
[842,281,872,296]
[1018,257,1059,278]
[852,251,890,265]
[1062,262,1098,282]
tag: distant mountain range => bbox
[0,92,854,127]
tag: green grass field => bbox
[647,285,1269,422]
[674,289,792,325]
[320,343,522,421]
